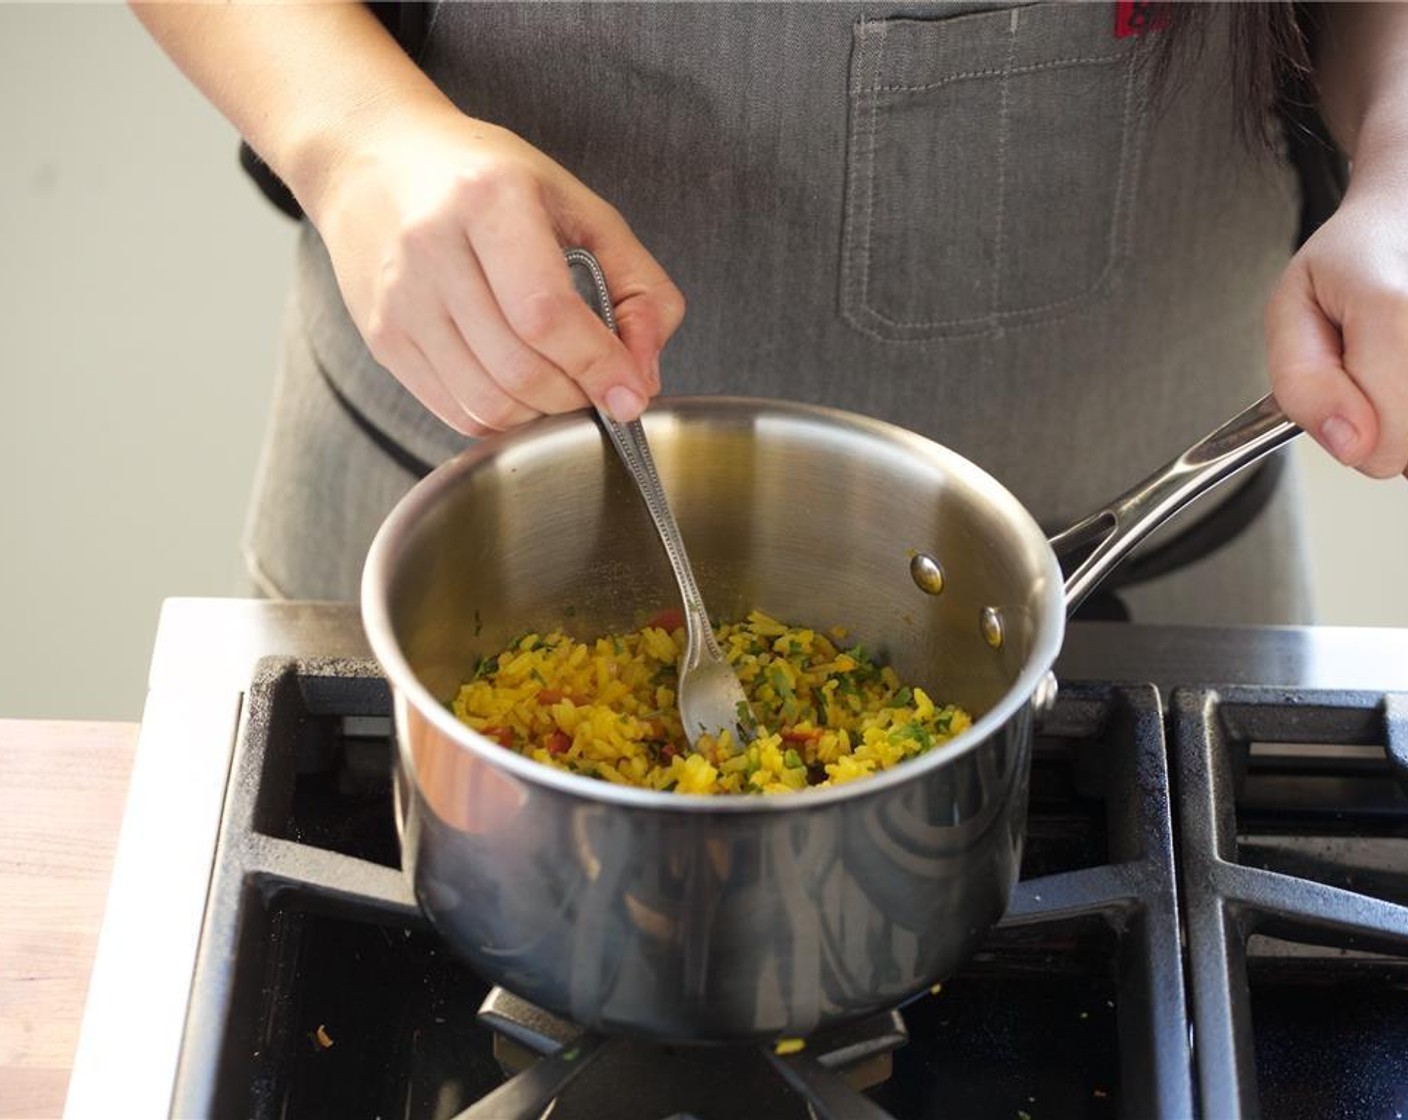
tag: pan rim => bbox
[362,395,1066,813]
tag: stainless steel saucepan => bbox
[362,392,1297,1043]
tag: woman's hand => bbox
[130,2,683,437]
[1265,169,1408,480]
[1268,1,1408,480]
[308,107,684,436]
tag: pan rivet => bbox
[980,607,1004,649]
[909,553,945,596]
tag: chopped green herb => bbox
[768,665,794,700]
[784,748,804,770]
[887,723,934,752]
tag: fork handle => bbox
[564,248,720,670]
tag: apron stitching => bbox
[988,10,1018,331]
[859,20,888,324]
[847,45,1146,334]
[1109,43,1148,273]
[841,20,865,318]
[875,52,1123,94]
[841,21,862,317]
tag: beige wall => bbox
[1,5,1404,721]
[1,5,293,720]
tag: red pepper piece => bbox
[646,608,685,634]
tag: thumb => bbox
[1264,264,1379,469]
[575,209,686,398]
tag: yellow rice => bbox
[451,609,972,796]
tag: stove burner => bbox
[158,652,1408,1119]
[1172,687,1408,1118]
[465,988,906,1120]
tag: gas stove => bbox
[65,600,1408,1119]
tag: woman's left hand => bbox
[1267,0,1408,482]
[1265,167,1408,480]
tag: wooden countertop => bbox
[0,720,137,1120]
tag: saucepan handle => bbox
[1048,393,1301,615]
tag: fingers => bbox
[328,116,687,434]
[1342,291,1408,478]
[1265,266,1379,466]
[371,204,637,432]
[466,188,657,422]
[366,244,541,435]
[414,310,541,432]
[431,233,591,416]
[374,198,677,430]
[1265,262,1408,478]
[578,205,686,396]
[364,323,498,437]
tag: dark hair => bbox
[1153,2,1320,147]
[1151,3,1345,246]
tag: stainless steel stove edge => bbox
[63,599,372,1119]
[60,598,1408,1117]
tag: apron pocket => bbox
[840,3,1148,343]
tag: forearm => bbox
[1315,2,1408,179]
[133,1,686,435]
[131,2,454,217]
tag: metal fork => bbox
[566,248,758,749]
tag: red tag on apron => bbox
[1115,1,1169,38]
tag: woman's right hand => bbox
[132,2,681,436]
[305,104,685,436]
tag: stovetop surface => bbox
[62,601,1408,1120]
[185,670,1155,1120]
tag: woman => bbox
[135,2,1408,618]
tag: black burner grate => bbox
[1172,688,1408,1120]
[978,682,1190,1119]
[170,659,1408,1119]
[172,660,430,1118]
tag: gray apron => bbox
[245,1,1313,624]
